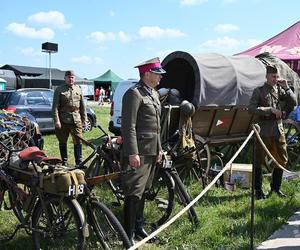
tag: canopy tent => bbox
[90,69,123,93]
[236,21,300,75]
[0,77,7,90]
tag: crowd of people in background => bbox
[95,86,112,105]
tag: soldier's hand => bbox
[271,108,282,119]
[156,151,163,163]
[277,79,289,89]
[129,154,140,168]
[55,121,61,129]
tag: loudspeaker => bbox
[42,42,58,52]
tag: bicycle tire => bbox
[87,199,132,249]
[144,169,175,230]
[8,187,27,223]
[169,171,199,226]
[32,195,86,250]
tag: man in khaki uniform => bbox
[248,65,297,199]
[121,57,165,244]
[52,70,87,166]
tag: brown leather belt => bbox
[61,107,80,112]
[137,128,160,133]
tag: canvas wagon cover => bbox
[161,51,267,108]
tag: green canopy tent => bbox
[90,69,123,93]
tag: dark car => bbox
[0,88,97,133]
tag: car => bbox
[109,79,138,135]
[0,88,97,133]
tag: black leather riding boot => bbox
[124,196,139,245]
[135,195,149,239]
[271,168,283,192]
[59,144,68,166]
[74,144,82,166]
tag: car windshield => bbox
[0,92,20,107]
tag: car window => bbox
[0,92,10,106]
[43,91,54,104]
[7,93,21,105]
[26,91,47,105]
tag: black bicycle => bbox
[0,140,87,250]
[73,136,132,249]
[87,125,198,231]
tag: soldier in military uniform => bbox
[248,65,297,199]
[52,70,87,166]
[121,57,165,244]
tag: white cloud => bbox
[199,36,241,49]
[28,11,71,30]
[71,56,103,64]
[6,22,54,39]
[20,47,42,57]
[118,31,132,43]
[180,0,208,6]
[87,31,116,42]
[109,10,115,17]
[214,24,239,33]
[88,31,132,43]
[138,26,186,39]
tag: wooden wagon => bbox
[159,51,300,172]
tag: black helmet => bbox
[180,100,195,117]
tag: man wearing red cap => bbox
[121,57,165,244]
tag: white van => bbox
[109,79,138,135]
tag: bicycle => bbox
[71,136,133,249]
[87,125,199,231]
[0,140,87,249]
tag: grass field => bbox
[1,106,300,249]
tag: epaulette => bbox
[131,83,142,89]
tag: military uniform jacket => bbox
[121,81,162,156]
[52,84,86,124]
[248,82,297,137]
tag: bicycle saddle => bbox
[19,146,46,161]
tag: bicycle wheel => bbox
[8,187,27,223]
[32,195,86,250]
[170,171,199,226]
[144,169,175,230]
[87,199,132,249]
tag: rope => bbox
[252,125,292,174]
[129,129,255,250]
[130,124,299,249]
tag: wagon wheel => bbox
[264,119,300,171]
[176,134,211,194]
[215,141,252,166]
[283,119,300,170]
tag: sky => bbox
[1,0,300,80]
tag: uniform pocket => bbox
[137,133,155,155]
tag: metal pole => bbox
[250,135,256,249]
[49,52,52,89]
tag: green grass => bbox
[1,106,300,249]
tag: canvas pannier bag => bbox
[40,169,86,196]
